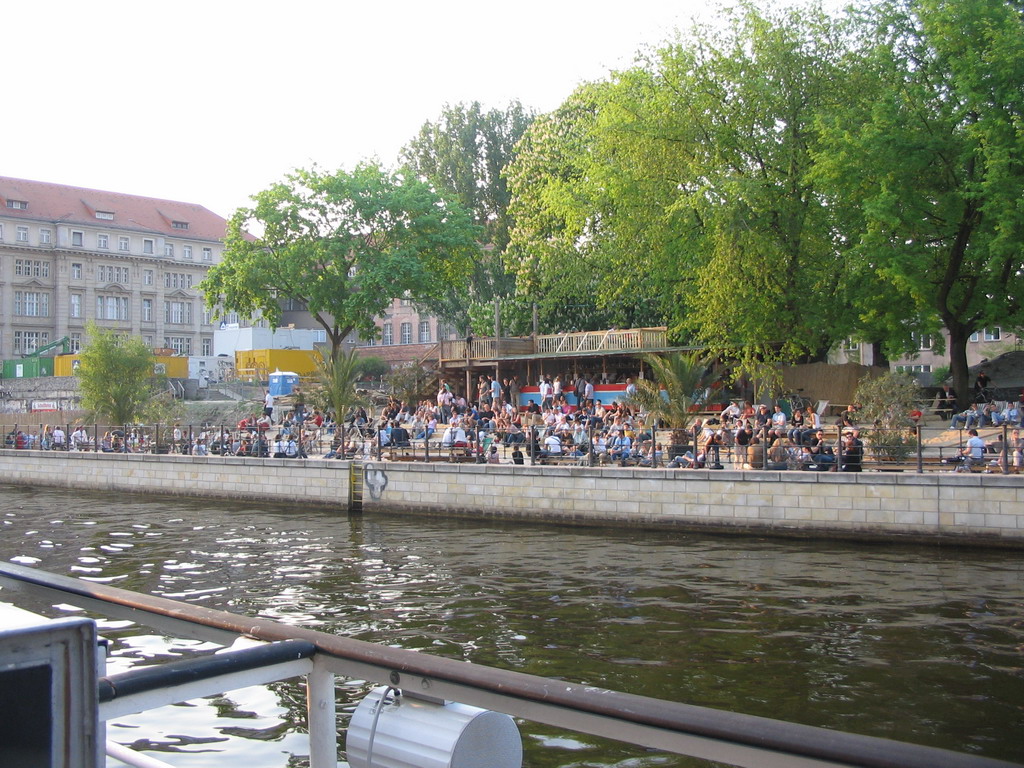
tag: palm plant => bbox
[314,349,369,424]
[627,352,721,447]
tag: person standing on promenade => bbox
[263,389,275,421]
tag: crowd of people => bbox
[5,371,1024,472]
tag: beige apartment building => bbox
[0,177,228,360]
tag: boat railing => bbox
[0,562,1016,768]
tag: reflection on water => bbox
[1,485,1022,766]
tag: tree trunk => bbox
[948,326,973,411]
[870,341,890,368]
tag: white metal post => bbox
[307,660,338,768]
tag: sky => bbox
[5,1,719,219]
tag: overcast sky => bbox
[6,1,723,217]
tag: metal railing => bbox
[0,562,1016,768]
[1,418,1020,474]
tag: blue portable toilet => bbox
[268,370,300,397]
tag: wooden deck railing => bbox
[439,328,669,363]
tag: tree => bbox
[76,323,158,424]
[505,4,862,360]
[854,371,922,461]
[814,0,1024,408]
[401,101,535,334]
[200,163,480,360]
[595,4,858,368]
[314,349,369,422]
[505,84,664,335]
[402,101,533,251]
[626,352,721,441]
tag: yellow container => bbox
[55,354,189,378]
[234,349,323,381]
[152,355,189,378]
[54,354,78,378]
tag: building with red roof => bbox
[0,176,230,360]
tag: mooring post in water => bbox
[349,459,363,514]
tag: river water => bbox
[1,484,1022,767]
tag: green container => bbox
[2,357,55,379]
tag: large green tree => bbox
[505,84,664,335]
[506,4,860,364]
[200,163,480,359]
[401,101,534,334]
[602,4,858,367]
[77,324,159,424]
[815,0,1024,407]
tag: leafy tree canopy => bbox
[200,163,481,359]
[77,323,160,424]
[813,0,1024,407]
[401,101,535,334]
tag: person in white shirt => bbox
[959,429,987,471]
[539,378,553,409]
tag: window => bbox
[39,228,51,244]
[896,364,932,374]
[97,233,109,249]
[400,298,412,307]
[144,269,154,285]
[16,226,28,243]
[69,333,82,353]
[71,263,82,280]
[142,299,153,322]
[911,332,932,351]
[312,330,327,343]
[201,337,212,356]
[14,291,50,317]
[15,260,50,277]
[95,211,114,220]
[172,221,189,230]
[382,323,393,346]
[143,336,153,348]
[202,307,212,325]
[13,330,49,354]
[96,265,129,284]
[7,200,28,210]
[71,231,84,247]
[202,247,212,261]
[164,336,192,355]
[69,294,82,319]
[418,320,431,343]
[164,243,174,257]
[143,239,154,255]
[164,272,193,289]
[183,245,192,260]
[984,328,1001,341]
[96,295,129,321]
[118,236,130,252]
[400,322,412,344]
[164,300,192,324]
[0,223,4,240]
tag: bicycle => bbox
[780,390,809,414]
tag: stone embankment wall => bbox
[0,451,350,509]
[365,463,1023,546]
[0,451,1021,546]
